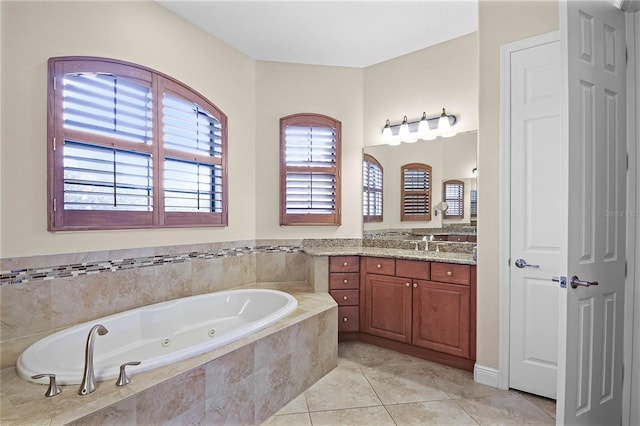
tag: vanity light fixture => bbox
[381,108,457,144]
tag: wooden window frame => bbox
[363,153,383,223]
[470,189,478,217]
[47,56,228,231]
[279,113,342,226]
[443,179,464,219]
[401,163,432,222]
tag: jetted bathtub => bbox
[17,289,298,385]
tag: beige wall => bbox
[254,61,364,239]
[0,1,257,258]
[363,32,479,148]
[477,0,559,369]
[363,131,478,231]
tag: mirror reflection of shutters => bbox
[401,163,431,222]
[363,154,383,222]
[443,180,464,219]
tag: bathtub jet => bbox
[17,289,298,385]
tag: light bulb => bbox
[438,108,457,137]
[398,116,410,141]
[417,112,431,140]
[381,119,392,142]
[437,108,451,133]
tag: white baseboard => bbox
[474,364,500,388]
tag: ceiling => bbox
[157,1,478,68]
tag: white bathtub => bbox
[17,289,297,385]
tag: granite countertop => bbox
[303,246,476,265]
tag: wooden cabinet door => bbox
[412,280,470,358]
[362,274,412,343]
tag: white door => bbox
[509,38,562,400]
[558,0,627,424]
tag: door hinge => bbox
[625,260,628,278]
[52,137,56,151]
[53,198,57,212]
[53,76,56,91]
[507,258,511,266]
[625,47,628,65]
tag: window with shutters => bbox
[47,57,227,230]
[280,113,341,225]
[470,189,478,217]
[363,154,383,223]
[401,163,432,222]
[443,180,464,219]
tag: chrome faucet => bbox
[78,324,108,396]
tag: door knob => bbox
[570,275,598,289]
[515,258,540,269]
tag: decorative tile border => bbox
[0,245,302,286]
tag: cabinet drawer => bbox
[467,235,477,243]
[431,263,471,285]
[432,235,448,241]
[448,235,468,242]
[396,259,430,280]
[329,273,360,290]
[331,290,359,306]
[364,257,395,275]
[338,306,359,332]
[330,256,360,273]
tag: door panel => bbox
[559,1,626,424]
[362,274,412,343]
[412,280,470,358]
[509,37,562,399]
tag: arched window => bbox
[363,154,383,222]
[47,56,227,230]
[280,113,342,225]
[443,180,464,219]
[401,163,432,222]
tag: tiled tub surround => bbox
[0,240,310,370]
[1,291,337,425]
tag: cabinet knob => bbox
[343,317,349,322]
[405,282,410,287]
[447,271,453,276]
[343,296,348,301]
[343,262,348,267]
[377,264,382,269]
[413,283,418,288]
[343,279,348,284]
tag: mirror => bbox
[363,131,477,236]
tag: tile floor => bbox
[263,342,556,426]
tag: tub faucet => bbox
[78,324,109,396]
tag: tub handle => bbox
[31,373,61,397]
[116,361,141,387]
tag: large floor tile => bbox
[310,406,396,426]
[386,400,479,425]
[262,412,312,426]
[274,394,308,416]
[455,392,555,425]
[304,366,382,412]
[422,362,507,400]
[338,341,427,367]
[361,364,448,405]
[516,391,556,420]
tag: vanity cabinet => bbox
[329,256,360,332]
[361,257,475,370]
[328,254,476,370]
